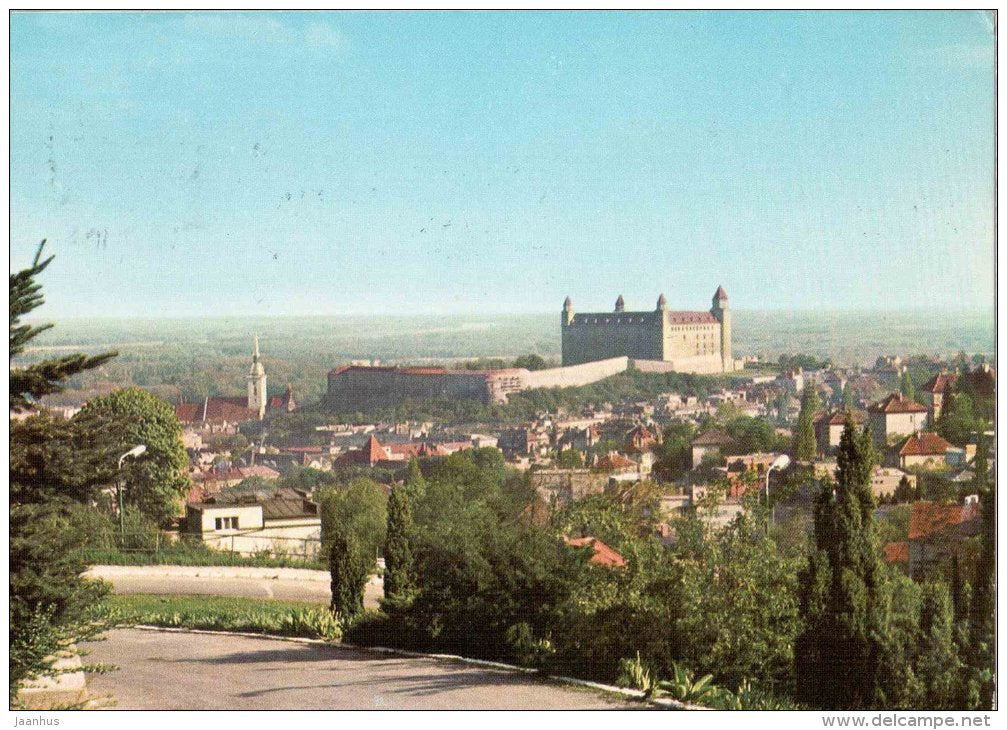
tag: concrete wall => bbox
[523,357,629,389]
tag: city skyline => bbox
[11,11,995,318]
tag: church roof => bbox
[176,397,259,424]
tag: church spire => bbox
[248,335,266,418]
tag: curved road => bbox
[84,629,634,710]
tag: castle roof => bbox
[656,293,667,310]
[563,296,572,309]
[666,311,718,324]
[714,285,729,301]
[615,295,625,311]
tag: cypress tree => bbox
[900,371,915,403]
[404,456,427,500]
[793,384,821,461]
[329,526,369,619]
[795,415,894,708]
[917,582,963,708]
[966,433,994,708]
[383,482,415,601]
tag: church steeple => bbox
[247,335,267,419]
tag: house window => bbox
[214,516,239,530]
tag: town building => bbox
[919,372,958,422]
[906,499,981,579]
[691,428,734,468]
[814,409,868,455]
[898,431,953,470]
[867,393,929,446]
[560,287,734,373]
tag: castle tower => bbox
[711,286,732,372]
[614,295,625,313]
[656,293,667,311]
[247,335,267,419]
[562,296,574,326]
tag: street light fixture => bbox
[117,445,147,542]
[765,454,791,533]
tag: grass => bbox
[80,548,325,571]
[103,594,341,641]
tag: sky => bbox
[10,11,996,318]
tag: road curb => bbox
[127,625,703,709]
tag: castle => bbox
[561,286,734,374]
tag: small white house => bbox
[185,491,321,558]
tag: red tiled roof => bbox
[883,541,909,564]
[594,453,637,470]
[665,311,719,324]
[899,432,952,457]
[714,285,728,301]
[815,409,868,426]
[868,393,928,415]
[921,373,958,395]
[908,501,980,541]
[692,429,734,447]
[176,397,259,424]
[565,536,627,568]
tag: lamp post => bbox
[765,454,791,533]
[117,445,147,543]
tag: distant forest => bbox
[14,309,994,409]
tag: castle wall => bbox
[631,355,727,375]
[327,368,495,412]
[663,321,722,360]
[562,312,663,365]
[523,357,629,389]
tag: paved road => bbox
[101,574,382,610]
[84,629,633,710]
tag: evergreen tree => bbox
[383,482,415,601]
[9,242,116,704]
[966,433,994,708]
[916,582,963,708]
[842,382,855,411]
[795,416,895,708]
[404,456,427,500]
[10,241,116,411]
[900,371,915,402]
[793,385,821,461]
[329,524,370,619]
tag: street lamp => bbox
[117,445,147,542]
[765,454,791,533]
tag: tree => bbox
[319,477,387,562]
[75,387,190,527]
[936,391,977,447]
[966,433,994,708]
[899,371,915,403]
[555,449,584,468]
[795,416,895,708]
[10,242,116,412]
[513,354,548,371]
[383,483,415,602]
[793,385,821,461]
[9,242,115,704]
[328,525,370,618]
[916,582,962,708]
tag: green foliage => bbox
[616,651,656,695]
[653,420,695,481]
[795,416,897,709]
[900,370,915,402]
[319,477,387,561]
[778,353,832,372]
[555,448,584,468]
[9,246,117,704]
[936,391,977,447]
[915,582,962,708]
[657,663,720,705]
[383,482,415,601]
[328,526,371,619]
[723,415,786,455]
[104,594,341,641]
[10,500,111,704]
[793,384,821,461]
[513,353,548,371]
[75,387,190,527]
[10,241,117,411]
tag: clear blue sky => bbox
[10,11,995,317]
